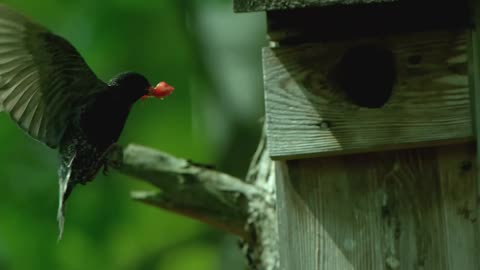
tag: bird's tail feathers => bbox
[57,153,76,241]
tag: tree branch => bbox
[241,130,279,270]
[109,144,265,240]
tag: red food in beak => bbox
[142,81,175,100]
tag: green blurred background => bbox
[0,0,265,269]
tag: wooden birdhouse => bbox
[235,0,480,269]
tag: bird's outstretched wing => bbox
[0,5,106,148]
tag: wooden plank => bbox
[264,30,471,160]
[266,2,469,45]
[467,0,480,266]
[234,0,397,13]
[276,143,478,270]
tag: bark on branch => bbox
[108,138,278,270]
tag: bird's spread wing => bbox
[0,5,106,148]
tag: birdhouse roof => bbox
[234,0,398,12]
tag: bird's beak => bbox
[142,82,175,100]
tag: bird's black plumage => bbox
[57,72,152,236]
[0,5,172,238]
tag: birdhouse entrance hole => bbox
[334,45,395,108]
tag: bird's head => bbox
[109,72,174,103]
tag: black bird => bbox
[0,5,174,238]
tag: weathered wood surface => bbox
[468,1,480,266]
[266,2,469,45]
[264,30,471,159]
[276,143,478,270]
[234,0,397,12]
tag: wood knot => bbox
[461,160,473,172]
[408,55,422,65]
[317,120,332,130]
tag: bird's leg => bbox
[102,144,123,175]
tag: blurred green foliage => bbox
[0,0,265,269]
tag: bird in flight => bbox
[0,5,174,239]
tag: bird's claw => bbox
[97,144,123,176]
[105,144,123,169]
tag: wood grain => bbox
[234,0,397,12]
[276,143,478,270]
[467,1,480,267]
[264,30,471,159]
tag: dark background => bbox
[0,0,265,269]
